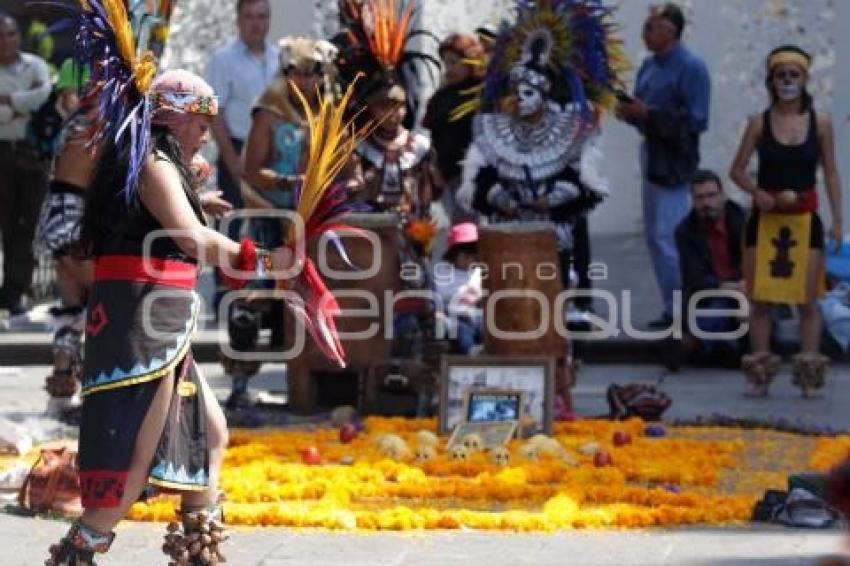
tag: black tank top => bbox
[97,161,205,263]
[757,109,820,193]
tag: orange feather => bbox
[392,2,414,65]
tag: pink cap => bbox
[444,222,478,258]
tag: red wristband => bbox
[220,237,258,290]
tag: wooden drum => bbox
[478,221,567,358]
[286,212,401,412]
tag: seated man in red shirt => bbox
[675,169,747,365]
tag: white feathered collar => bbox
[472,103,591,182]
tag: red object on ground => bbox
[612,431,632,447]
[301,447,322,465]
[594,452,613,467]
[339,424,358,444]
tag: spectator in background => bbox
[422,33,486,222]
[242,37,337,209]
[0,12,51,315]
[674,170,746,365]
[616,3,711,329]
[206,0,279,231]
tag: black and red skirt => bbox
[78,255,210,508]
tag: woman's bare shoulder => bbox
[815,111,833,133]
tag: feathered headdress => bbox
[69,0,176,201]
[332,0,439,117]
[483,0,628,120]
[278,80,373,367]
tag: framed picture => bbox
[439,356,554,435]
[463,389,525,425]
[447,420,518,451]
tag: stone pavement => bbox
[1,363,850,565]
[0,513,845,566]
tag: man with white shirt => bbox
[206,0,279,226]
[0,13,50,315]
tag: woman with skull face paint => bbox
[729,45,843,398]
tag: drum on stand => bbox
[478,221,568,358]
[285,213,401,413]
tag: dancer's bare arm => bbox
[140,155,240,267]
[243,109,301,190]
[140,156,295,273]
[818,112,842,246]
[729,115,774,211]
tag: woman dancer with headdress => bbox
[333,0,441,362]
[46,1,358,563]
[729,45,842,398]
[36,4,182,418]
[333,0,439,218]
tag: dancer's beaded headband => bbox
[150,91,219,116]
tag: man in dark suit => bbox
[675,169,747,363]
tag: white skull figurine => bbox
[490,446,511,467]
[416,430,439,447]
[377,434,410,461]
[462,433,483,453]
[415,445,436,462]
[450,444,470,461]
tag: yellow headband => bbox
[768,51,810,73]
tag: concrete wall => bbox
[268,1,315,42]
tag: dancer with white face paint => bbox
[516,83,544,117]
[729,45,843,398]
[457,0,626,407]
[458,15,621,281]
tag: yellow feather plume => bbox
[287,78,371,244]
[92,0,161,94]
[102,0,135,69]
[134,51,157,94]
